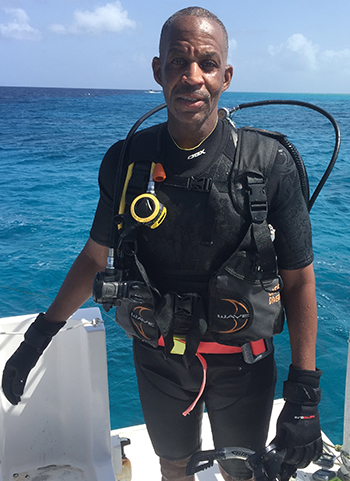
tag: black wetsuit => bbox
[90,119,313,477]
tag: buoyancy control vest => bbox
[106,120,291,363]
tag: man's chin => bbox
[170,106,211,125]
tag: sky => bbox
[0,0,349,94]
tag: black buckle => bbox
[174,293,198,316]
[188,176,212,192]
[242,338,273,364]
[247,178,267,223]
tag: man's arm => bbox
[274,263,322,471]
[280,263,317,370]
[2,237,109,404]
[44,237,109,323]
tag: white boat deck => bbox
[111,401,334,481]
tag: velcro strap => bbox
[283,380,321,405]
[24,313,66,354]
[24,324,52,353]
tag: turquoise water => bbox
[0,87,349,445]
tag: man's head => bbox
[159,7,229,62]
[152,7,233,148]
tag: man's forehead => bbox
[168,16,223,40]
[161,16,225,56]
[166,44,222,61]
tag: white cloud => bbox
[263,33,350,92]
[229,38,238,52]
[322,48,350,62]
[0,8,41,41]
[268,33,319,71]
[49,23,67,35]
[49,1,136,36]
[268,33,350,79]
[228,38,237,65]
[321,48,350,78]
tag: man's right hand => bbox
[1,313,66,405]
[2,342,43,405]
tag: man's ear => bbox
[152,57,162,86]
[222,64,233,92]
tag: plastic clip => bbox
[188,176,213,192]
[247,176,267,224]
[242,338,273,364]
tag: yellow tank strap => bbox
[118,162,134,228]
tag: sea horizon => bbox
[1,84,350,97]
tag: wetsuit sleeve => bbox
[267,146,314,270]
[89,141,123,246]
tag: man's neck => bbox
[167,115,219,150]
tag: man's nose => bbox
[182,62,204,86]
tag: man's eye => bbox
[201,60,218,69]
[171,58,185,66]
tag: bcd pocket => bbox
[208,250,284,345]
[115,281,160,348]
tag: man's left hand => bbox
[273,365,323,469]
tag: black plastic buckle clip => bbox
[247,177,267,223]
[188,176,213,192]
[174,293,198,316]
[242,338,273,364]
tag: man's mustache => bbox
[173,87,209,100]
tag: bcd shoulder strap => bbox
[232,127,287,280]
[121,123,164,212]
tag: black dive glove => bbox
[2,313,66,405]
[273,365,323,471]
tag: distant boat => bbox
[147,89,161,94]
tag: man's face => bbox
[152,16,233,144]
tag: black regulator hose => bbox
[278,135,310,205]
[95,98,340,313]
[223,99,341,211]
[108,98,340,260]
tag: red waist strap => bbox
[157,336,268,417]
[158,336,266,356]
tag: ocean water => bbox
[0,86,349,445]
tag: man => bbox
[2,7,322,481]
